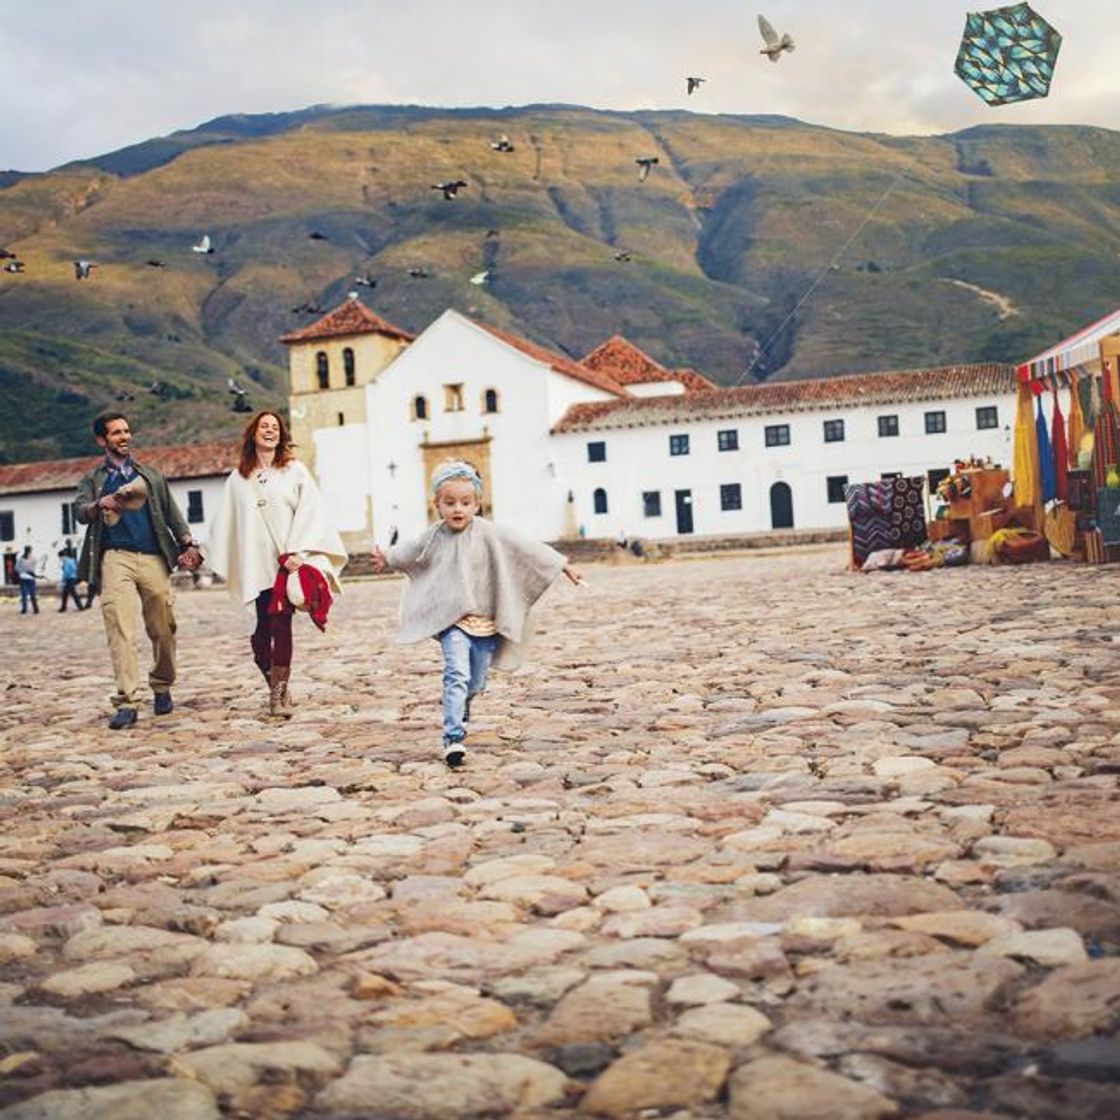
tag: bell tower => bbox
[279,296,414,474]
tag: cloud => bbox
[0,0,1115,171]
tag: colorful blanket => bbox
[847,477,927,567]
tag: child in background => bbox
[370,459,581,768]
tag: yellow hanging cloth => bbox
[1013,380,1040,512]
[1066,368,1084,470]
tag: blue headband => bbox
[431,460,482,495]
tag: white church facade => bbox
[282,297,1018,549]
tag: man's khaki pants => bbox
[100,550,177,709]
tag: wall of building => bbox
[0,477,227,583]
[352,311,615,546]
[551,392,1017,540]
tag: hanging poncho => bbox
[1036,395,1056,504]
[1012,381,1040,511]
[1066,368,1085,470]
[1050,383,1068,501]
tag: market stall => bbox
[847,307,1120,572]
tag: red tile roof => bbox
[551,363,1018,432]
[668,368,717,392]
[468,319,628,397]
[580,335,715,392]
[0,441,239,496]
[280,298,414,344]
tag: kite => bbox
[954,3,1062,107]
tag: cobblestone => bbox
[2,548,1119,1117]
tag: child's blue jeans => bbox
[439,626,498,745]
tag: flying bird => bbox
[408,266,432,279]
[114,390,135,402]
[227,377,247,396]
[758,14,795,62]
[149,380,165,395]
[192,234,213,254]
[614,250,633,262]
[432,179,468,200]
[290,302,325,315]
[485,228,500,239]
[490,134,515,153]
[73,260,96,280]
[308,231,329,241]
[469,270,490,286]
[3,261,25,273]
[635,156,660,182]
[0,249,16,259]
[146,259,166,268]
[354,273,377,289]
[686,76,705,95]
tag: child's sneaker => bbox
[443,740,466,769]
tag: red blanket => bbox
[269,555,333,631]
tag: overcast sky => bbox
[2,1,1115,172]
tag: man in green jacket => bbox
[76,412,202,729]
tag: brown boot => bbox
[269,666,293,719]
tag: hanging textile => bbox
[1091,390,1120,492]
[1036,395,1056,504]
[846,477,927,567]
[1066,368,1084,470]
[1012,381,1040,510]
[1050,382,1068,501]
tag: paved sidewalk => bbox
[1,549,1118,1118]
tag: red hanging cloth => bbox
[1050,380,1068,502]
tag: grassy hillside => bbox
[1,105,1117,462]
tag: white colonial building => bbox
[0,443,234,585]
[280,296,1018,548]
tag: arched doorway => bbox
[770,482,794,529]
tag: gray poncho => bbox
[387,517,567,668]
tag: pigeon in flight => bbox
[686,76,705,95]
[227,377,247,396]
[3,261,25,273]
[758,14,795,62]
[490,134,515,153]
[73,260,96,280]
[485,228,500,239]
[308,231,329,241]
[635,156,660,182]
[192,234,213,254]
[290,302,325,315]
[614,250,633,262]
[149,380,164,395]
[469,270,490,286]
[114,389,135,402]
[146,259,166,268]
[408,266,432,279]
[354,273,377,289]
[432,179,468,200]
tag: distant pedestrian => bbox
[58,550,85,611]
[16,546,39,615]
[206,410,347,718]
[74,412,203,730]
[370,459,581,769]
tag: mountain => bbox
[1,104,1117,462]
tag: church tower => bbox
[279,296,413,474]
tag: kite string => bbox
[735,170,906,386]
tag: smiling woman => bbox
[205,408,348,717]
